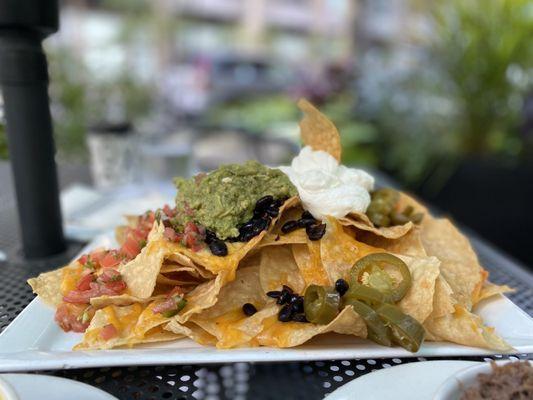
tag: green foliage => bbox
[430,0,533,155]
[205,95,299,133]
[0,124,8,160]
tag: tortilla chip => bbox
[340,214,414,239]
[396,255,441,324]
[357,228,427,258]
[420,218,484,310]
[292,242,330,286]
[259,246,305,293]
[297,98,341,162]
[476,282,515,303]
[424,305,511,351]
[176,271,229,323]
[431,275,457,319]
[27,263,80,306]
[256,306,367,348]
[258,230,308,248]
[164,320,217,346]
[90,294,163,309]
[119,222,168,299]
[319,218,361,283]
[166,252,197,269]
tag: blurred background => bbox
[1,0,532,266]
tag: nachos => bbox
[29,99,513,352]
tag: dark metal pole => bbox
[0,0,65,258]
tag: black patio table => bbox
[0,162,532,400]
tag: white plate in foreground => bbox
[326,360,480,400]
[0,374,118,400]
[1,234,532,372]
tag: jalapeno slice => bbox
[350,253,412,303]
[345,298,392,347]
[343,282,385,306]
[375,303,425,352]
[304,285,340,325]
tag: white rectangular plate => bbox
[1,233,532,372]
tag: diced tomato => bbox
[100,251,121,268]
[184,222,199,235]
[63,287,99,304]
[162,204,176,218]
[98,268,121,283]
[90,250,108,265]
[120,236,141,259]
[76,273,95,291]
[78,254,88,265]
[103,279,127,294]
[167,286,185,298]
[54,303,89,333]
[164,227,177,242]
[100,324,118,340]
[152,297,177,314]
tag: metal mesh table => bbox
[1,162,532,399]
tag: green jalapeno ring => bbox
[343,282,385,306]
[344,298,392,347]
[350,253,412,304]
[304,284,340,325]
[375,303,425,353]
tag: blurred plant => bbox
[355,0,533,187]
[205,95,298,133]
[430,0,533,156]
[0,124,7,160]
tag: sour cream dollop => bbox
[280,146,374,220]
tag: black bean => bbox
[301,211,315,220]
[272,199,283,208]
[253,208,267,219]
[292,314,308,323]
[208,239,228,257]
[290,296,304,314]
[265,205,279,218]
[277,291,291,305]
[335,279,349,296]
[242,303,257,316]
[306,223,326,241]
[297,218,316,228]
[282,285,294,294]
[255,195,274,211]
[266,290,281,299]
[278,304,293,322]
[281,220,300,234]
[204,230,217,244]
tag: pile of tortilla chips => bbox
[28,99,513,352]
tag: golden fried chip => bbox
[320,218,361,283]
[259,246,305,293]
[164,320,217,346]
[258,230,308,248]
[119,222,168,299]
[357,228,427,258]
[292,242,330,286]
[424,305,511,351]
[396,255,441,323]
[339,214,414,239]
[420,218,485,310]
[431,275,457,319]
[27,263,80,306]
[256,306,367,348]
[476,282,514,303]
[297,98,341,161]
[90,294,164,309]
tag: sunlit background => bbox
[1,0,532,265]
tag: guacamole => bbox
[174,161,297,239]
